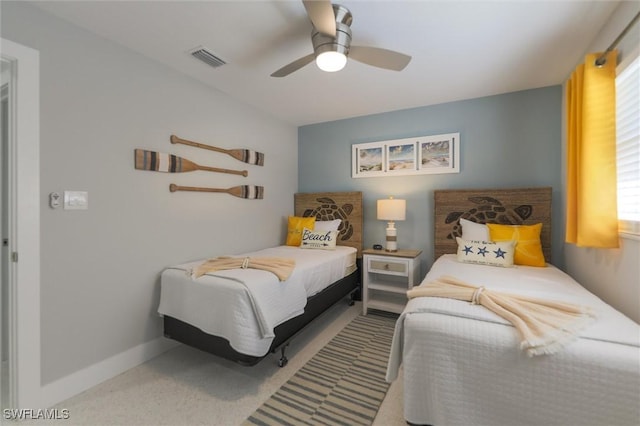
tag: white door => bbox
[1,56,9,411]
[0,37,41,410]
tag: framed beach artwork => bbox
[386,141,416,174]
[352,132,460,178]
[352,141,386,178]
[418,132,460,174]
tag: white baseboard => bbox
[40,337,180,408]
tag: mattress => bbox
[387,254,640,426]
[158,245,357,357]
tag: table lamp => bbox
[377,197,406,252]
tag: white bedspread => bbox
[158,245,356,357]
[387,255,640,426]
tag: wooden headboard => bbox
[294,191,363,257]
[434,187,552,261]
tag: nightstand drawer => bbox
[368,258,409,276]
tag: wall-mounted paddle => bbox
[170,134,264,166]
[169,184,264,199]
[134,149,248,177]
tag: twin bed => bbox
[158,191,363,366]
[386,187,640,426]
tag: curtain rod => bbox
[595,11,640,67]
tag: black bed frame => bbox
[163,190,363,367]
[163,261,361,367]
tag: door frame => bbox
[1,37,41,410]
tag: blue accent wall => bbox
[299,86,563,274]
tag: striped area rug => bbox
[244,313,398,426]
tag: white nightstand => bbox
[362,248,422,315]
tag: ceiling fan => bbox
[271,0,412,77]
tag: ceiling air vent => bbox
[189,46,226,69]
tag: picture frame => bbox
[417,133,460,174]
[352,141,386,178]
[386,141,416,174]
[352,132,460,178]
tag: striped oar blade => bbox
[233,149,264,167]
[233,185,264,199]
[134,149,196,172]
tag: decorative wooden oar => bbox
[169,184,264,200]
[170,134,265,166]
[134,149,247,177]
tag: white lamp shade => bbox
[377,198,406,221]
[316,51,347,72]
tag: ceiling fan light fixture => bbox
[271,1,410,77]
[316,51,347,72]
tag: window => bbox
[616,54,640,236]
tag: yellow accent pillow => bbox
[286,216,316,246]
[487,223,546,267]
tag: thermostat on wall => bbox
[49,192,61,209]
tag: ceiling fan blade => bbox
[303,0,336,37]
[349,46,412,71]
[271,53,315,77]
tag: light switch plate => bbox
[64,191,88,210]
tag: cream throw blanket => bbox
[407,275,596,356]
[193,256,296,282]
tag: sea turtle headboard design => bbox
[434,187,552,261]
[294,191,363,257]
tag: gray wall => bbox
[2,2,298,385]
[299,86,563,275]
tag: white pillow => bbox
[460,218,491,242]
[314,219,341,232]
[300,228,337,250]
[456,237,515,267]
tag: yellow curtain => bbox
[566,51,619,248]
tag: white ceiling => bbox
[31,0,619,126]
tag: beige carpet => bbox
[10,302,405,426]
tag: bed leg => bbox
[278,342,289,367]
[348,289,356,306]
